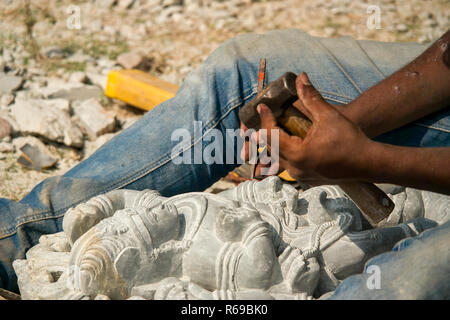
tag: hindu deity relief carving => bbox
[13,177,449,300]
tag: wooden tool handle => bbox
[278,105,394,227]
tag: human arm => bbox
[257,69,450,194]
[251,30,450,193]
[341,30,450,138]
[241,31,450,182]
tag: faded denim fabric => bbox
[0,29,449,295]
[330,220,450,299]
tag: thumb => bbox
[295,72,334,121]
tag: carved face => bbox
[68,204,180,299]
[215,204,261,242]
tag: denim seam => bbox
[314,37,363,95]
[351,38,386,79]
[320,90,352,101]
[0,87,259,238]
[0,213,66,240]
[308,35,346,98]
[321,93,351,104]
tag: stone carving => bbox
[13,177,450,300]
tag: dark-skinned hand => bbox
[251,72,375,185]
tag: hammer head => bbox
[239,72,298,130]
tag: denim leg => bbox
[0,29,448,292]
[329,220,450,299]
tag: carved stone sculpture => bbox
[13,177,450,300]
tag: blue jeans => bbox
[1,30,449,296]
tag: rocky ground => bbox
[0,0,449,200]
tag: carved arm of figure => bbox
[63,189,164,244]
[152,277,309,300]
[317,217,438,288]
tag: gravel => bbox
[0,0,448,200]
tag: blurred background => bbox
[0,0,449,200]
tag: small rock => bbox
[117,0,135,9]
[0,141,14,153]
[17,143,57,171]
[2,49,14,64]
[396,24,409,33]
[0,117,12,140]
[50,85,102,102]
[97,59,117,70]
[44,47,66,59]
[69,72,89,84]
[66,51,93,64]
[12,136,57,170]
[116,52,152,70]
[423,18,437,28]
[155,5,183,24]
[1,93,14,106]
[418,35,430,44]
[162,0,182,7]
[95,0,117,8]
[0,73,23,95]
[11,99,84,147]
[0,113,19,134]
[12,136,50,153]
[73,98,116,139]
[85,72,108,91]
[0,56,5,72]
[324,27,337,37]
[34,78,83,98]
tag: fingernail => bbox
[300,72,311,85]
[257,104,262,114]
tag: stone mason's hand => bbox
[240,122,284,177]
[63,202,106,244]
[258,72,374,185]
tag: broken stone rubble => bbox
[0,0,447,203]
[31,78,102,102]
[73,98,116,140]
[0,73,23,95]
[68,72,89,84]
[12,136,57,160]
[116,51,152,71]
[0,117,12,140]
[0,93,15,106]
[11,98,84,148]
[0,141,14,153]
